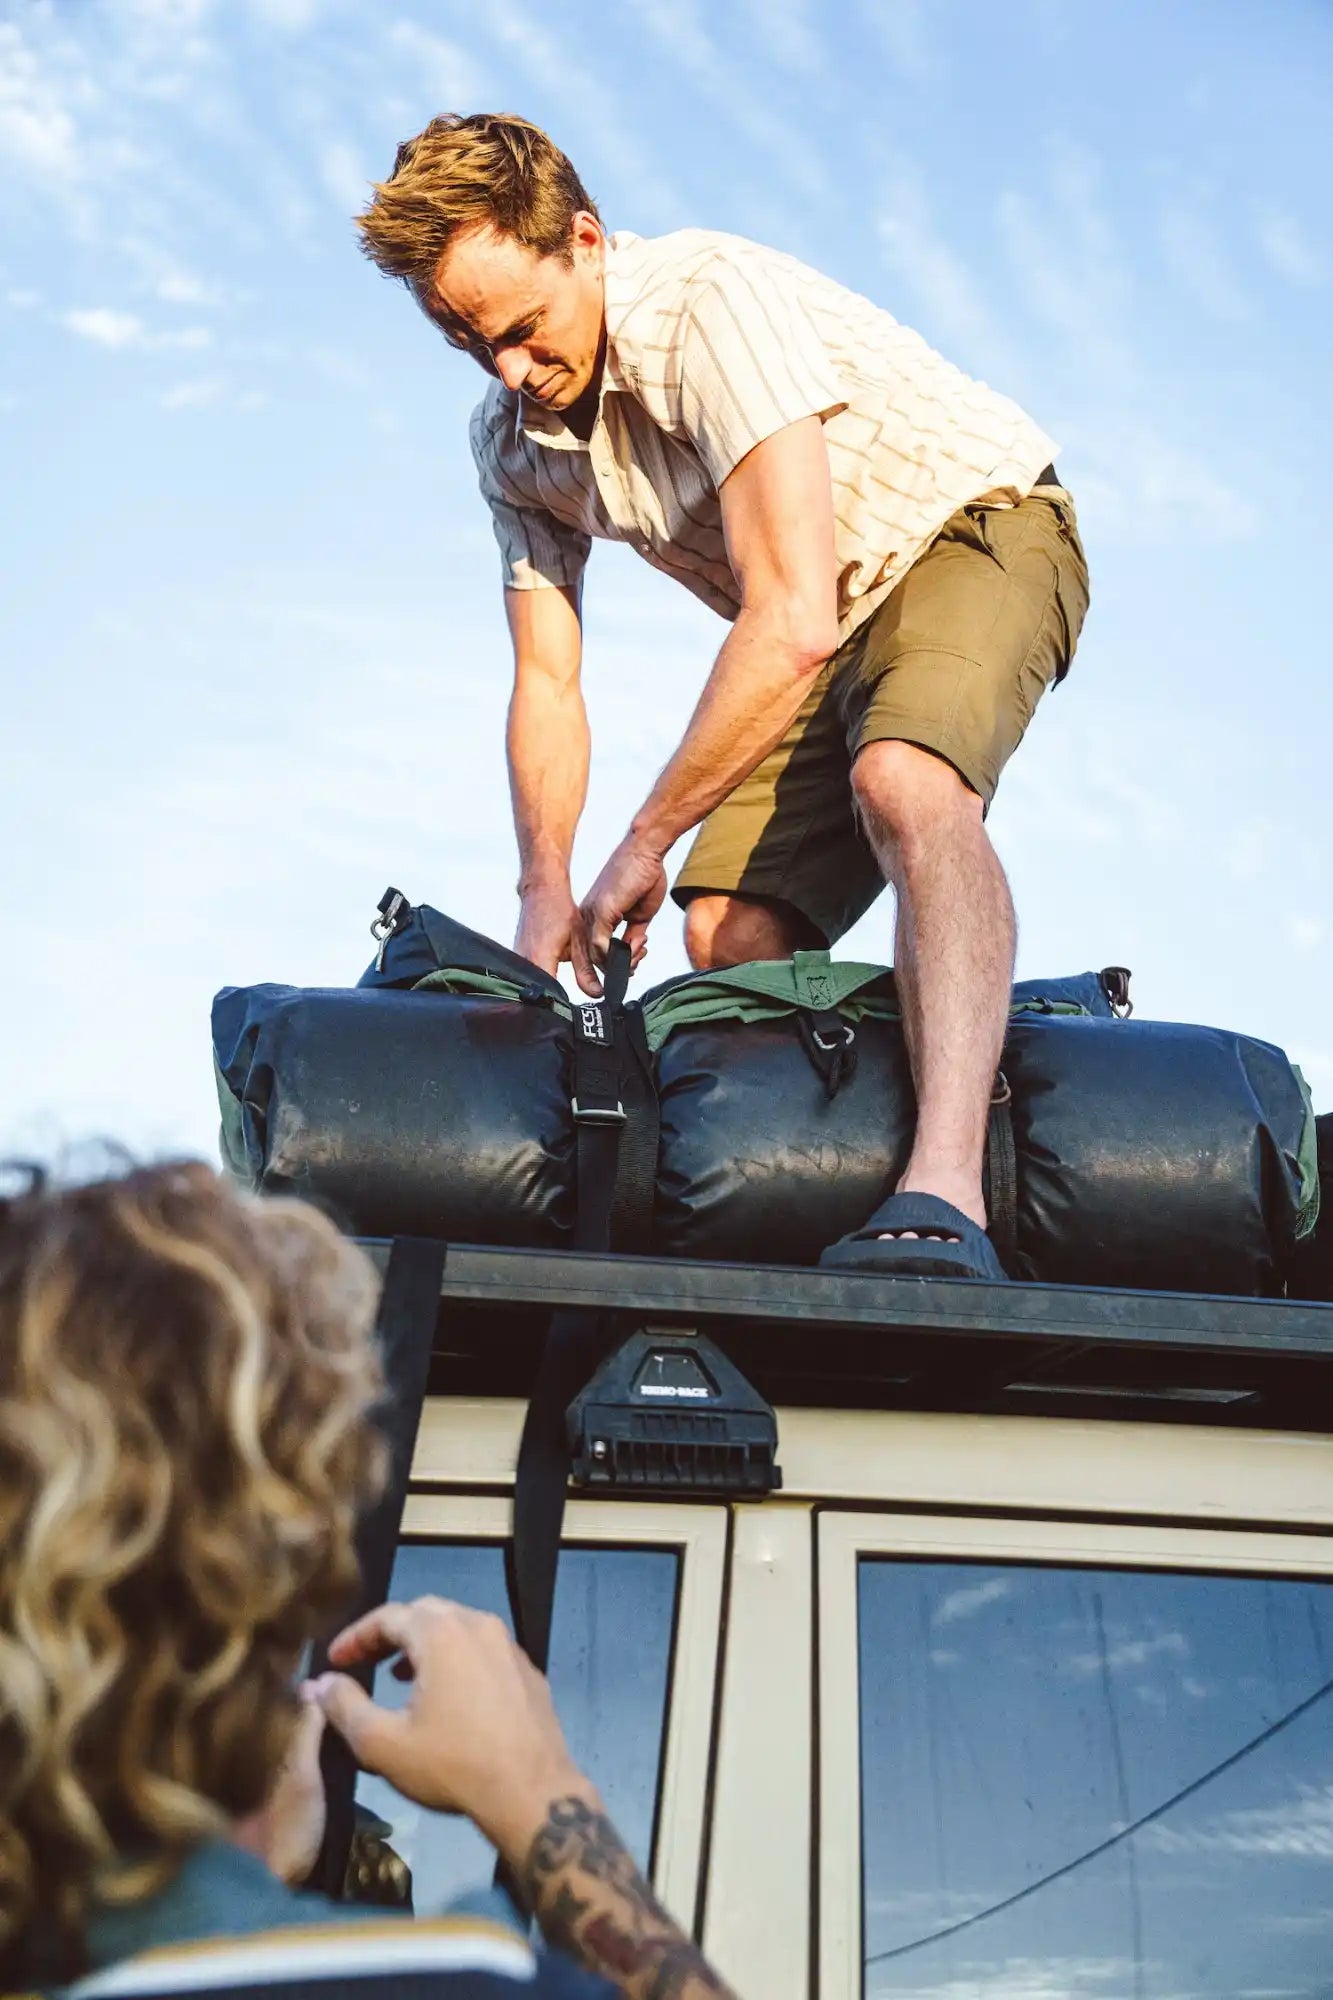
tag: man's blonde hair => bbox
[357,112,601,306]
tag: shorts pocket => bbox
[1015,627,1061,727]
[959,502,1012,571]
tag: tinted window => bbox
[356,1541,678,1909]
[858,1559,1333,1998]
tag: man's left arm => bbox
[579,413,839,964]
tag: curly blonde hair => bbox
[356,112,600,306]
[0,1160,387,1985]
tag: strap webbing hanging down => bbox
[505,938,634,1675]
[308,1234,446,1900]
[983,1070,1023,1277]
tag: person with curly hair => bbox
[0,1160,735,2000]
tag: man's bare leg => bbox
[852,740,1015,1235]
[682,892,821,972]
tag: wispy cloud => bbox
[855,0,936,82]
[878,170,1010,371]
[1147,1782,1333,1860]
[0,8,216,242]
[120,0,214,28]
[736,0,828,76]
[869,1953,1151,2000]
[63,308,213,351]
[1066,413,1260,543]
[624,0,831,207]
[0,19,86,180]
[159,375,225,409]
[1063,1630,1189,1678]
[933,1576,1013,1628]
[996,146,1134,379]
[157,376,266,413]
[153,270,226,308]
[64,307,146,349]
[247,0,324,28]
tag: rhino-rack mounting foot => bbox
[567,1326,782,1496]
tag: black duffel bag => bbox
[212,897,658,1251]
[212,896,1318,1294]
[213,981,576,1246]
[643,952,1316,1292]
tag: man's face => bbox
[431,213,605,411]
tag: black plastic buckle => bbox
[568,1328,782,1495]
[571,1098,627,1126]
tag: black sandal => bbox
[818,1191,1009,1280]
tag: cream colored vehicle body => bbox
[395,1398,1333,2000]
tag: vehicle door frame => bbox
[398,1489,728,1920]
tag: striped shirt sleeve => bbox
[674,248,848,489]
[470,402,591,593]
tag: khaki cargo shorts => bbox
[672,483,1090,944]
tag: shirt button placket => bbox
[590,414,639,548]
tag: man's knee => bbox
[851,740,984,864]
[682,893,817,971]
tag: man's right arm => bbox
[506,583,601,997]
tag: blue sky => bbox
[1,0,1330,1158]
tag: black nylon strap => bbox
[505,939,633,1675]
[308,1235,445,1900]
[983,1071,1021,1276]
[610,1006,660,1253]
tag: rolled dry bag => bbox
[648,955,1109,1270]
[212,898,659,1248]
[1005,1014,1315,1292]
[645,957,1317,1293]
[212,902,1317,1294]
[213,981,578,1245]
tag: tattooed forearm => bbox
[522,1794,738,2000]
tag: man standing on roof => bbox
[356,114,1090,1283]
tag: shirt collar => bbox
[73,1841,326,1975]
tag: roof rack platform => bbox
[357,1241,1333,1433]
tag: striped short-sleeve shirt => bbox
[470,228,1058,645]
